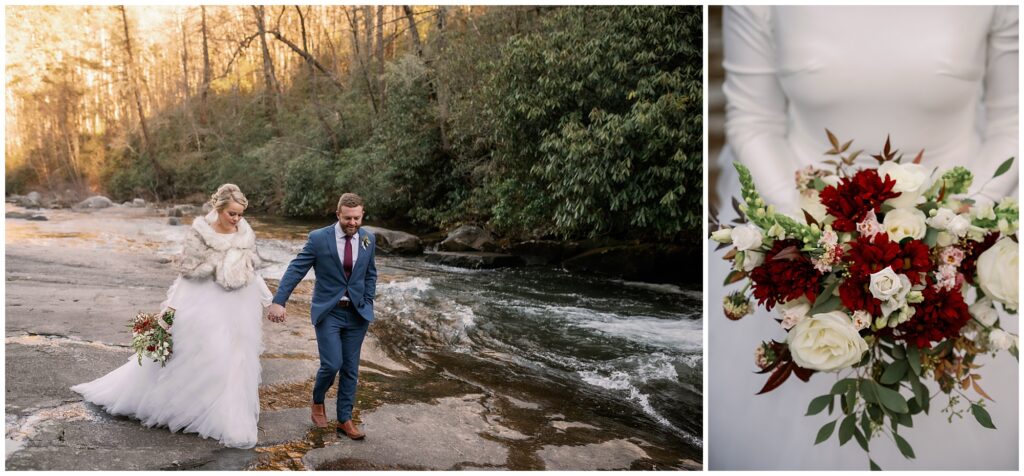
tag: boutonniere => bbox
[361,236,370,250]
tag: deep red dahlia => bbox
[750,239,823,311]
[961,232,1001,285]
[846,233,902,277]
[819,169,901,232]
[845,233,931,284]
[838,274,882,315]
[895,238,932,285]
[896,281,972,349]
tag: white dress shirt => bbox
[335,223,359,301]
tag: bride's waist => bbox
[785,125,980,169]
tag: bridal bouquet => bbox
[712,131,1018,468]
[129,309,175,366]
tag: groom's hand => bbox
[267,303,287,323]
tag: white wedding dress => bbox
[710,6,1018,470]
[72,227,273,449]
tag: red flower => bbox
[819,169,901,232]
[961,232,1001,285]
[845,234,931,284]
[896,281,971,349]
[146,345,156,352]
[839,274,882,315]
[750,239,823,311]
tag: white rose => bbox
[742,250,765,272]
[988,329,1013,351]
[969,296,999,327]
[788,311,869,372]
[851,310,872,331]
[878,162,932,209]
[779,298,811,330]
[974,203,997,221]
[711,228,732,244]
[869,267,905,301]
[977,238,1019,310]
[732,224,763,251]
[883,207,927,242]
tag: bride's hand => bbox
[266,303,286,323]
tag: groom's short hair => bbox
[337,193,363,210]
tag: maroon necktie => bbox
[343,234,353,279]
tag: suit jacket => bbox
[273,224,377,325]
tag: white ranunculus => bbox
[988,329,1013,351]
[883,207,927,241]
[969,296,999,327]
[732,224,764,251]
[977,238,1019,310]
[742,250,765,272]
[788,311,869,372]
[878,162,932,209]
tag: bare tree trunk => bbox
[294,6,339,151]
[180,11,190,100]
[117,5,162,187]
[435,6,450,151]
[253,5,280,118]
[199,5,211,124]
[363,6,373,64]
[344,7,378,114]
[375,5,385,107]
[403,6,423,58]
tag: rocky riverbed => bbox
[5,204,701,470]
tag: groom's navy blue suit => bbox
[273,223,377,422]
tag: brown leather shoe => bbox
[310,403,328,428]
[336,419,365,440]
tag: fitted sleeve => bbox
[974,6,1019,203]
[722,6,801,213]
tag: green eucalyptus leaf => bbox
[807,395,833,416]
[838,414,857,446]
[972,404,996,429]
[870,459,881,471]
[906,345,922,376]
[853,427,869,452]
[894,433,916,459]
[992,157,1015,179]
[815,420,837,445]
[880,360,909,385]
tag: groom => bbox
[267,192,377,440]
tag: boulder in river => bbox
[6,212,46,221]
[508,240,585,266]
[424,251,520,269]
[438,225,498,252]
[75,196,114,209]
[168,217,182,226]
[363,226,423,255]
[562,244,700,285]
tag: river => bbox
[6,205,703,467]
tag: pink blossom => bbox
[856,210,883,238]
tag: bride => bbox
[72,184,276,449]
[709,6,1018,470]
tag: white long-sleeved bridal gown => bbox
[710,5,1018,470]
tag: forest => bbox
[6,5,701,243]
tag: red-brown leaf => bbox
[757,361,794,395]
[771,245,803,262]
[793,366,816,382]
[913,149,924,164]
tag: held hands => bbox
[267,303,287,323]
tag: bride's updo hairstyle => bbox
[209,184,249,212]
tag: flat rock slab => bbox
[536,439,650,470]
[303,394,509,470]
[423,251,520,269]
[261,358,319,387]
[256,401,335,446]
